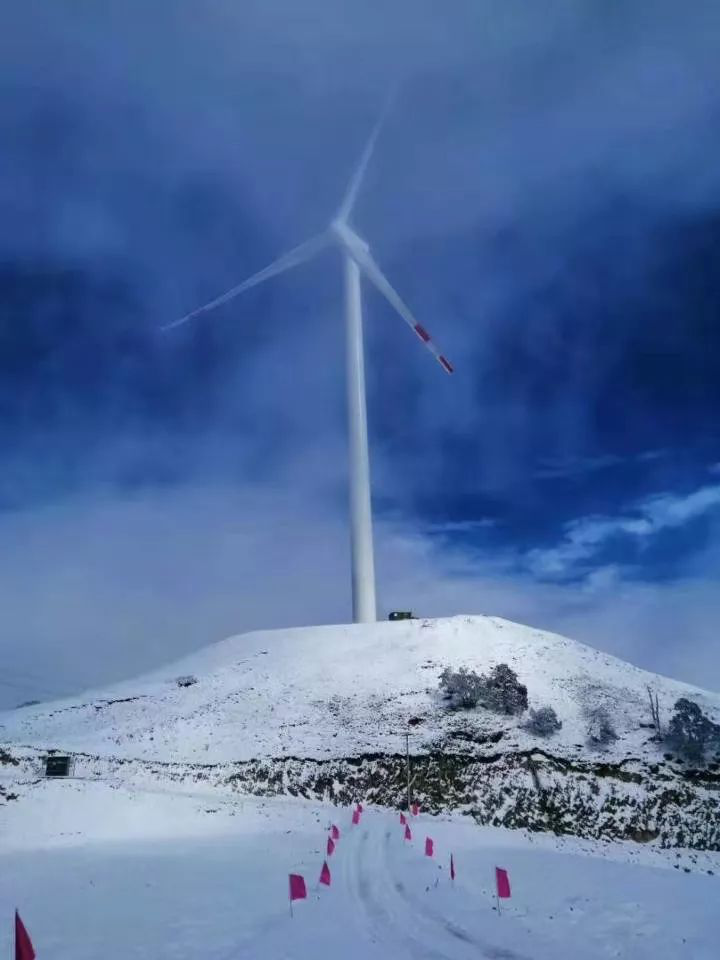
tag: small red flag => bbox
[424,837,434,857]
[331,825,340,840]
[450,854,456,881]
[399,813,407,826]
[319,860,331,887]
[412,803,420,816]
[404,824,412,841]
[495,867,511,899]
[15,911,36,960]
[352,809,360,825]
[289,874,307,902]
[327,836,335,857]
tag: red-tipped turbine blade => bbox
[342,229,454,374]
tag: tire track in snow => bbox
[360,814,533,960]
[347,824,452,960]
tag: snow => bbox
[1,615,717,764]
[1,780,719,959]
[3,615,720,956]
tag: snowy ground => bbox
[2,780,718,959]
[3,615,718,765]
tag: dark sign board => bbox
[45,755,71,778]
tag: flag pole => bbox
[289,878,293,919]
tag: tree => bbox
[439,663,528,715]
[665,698,720,765]
[480,664,528,716]
[439,667,484,709]
[524,706,562,737]
[646,686,662,735]
[586,706,618,746]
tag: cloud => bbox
[422,519,496,535]
[1,2,720,712]
[534,454,625,480]
[534,450,671,480]
[2,476,720,710]
[526,483,720,578]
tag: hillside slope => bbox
[1,614,715,763]
[4,615,720,851]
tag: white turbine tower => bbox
[163,117,453,624]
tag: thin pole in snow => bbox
[404,730,411,811]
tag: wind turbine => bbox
[163,115,454,624]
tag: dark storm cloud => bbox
[1,1,720,706]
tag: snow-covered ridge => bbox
[2,615,717,765]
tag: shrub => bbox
[439,667,484,709]
[439,663,529,714]
[176,675,198,689]
[665,698,720,765]
[586,706,618,746]
[524,705,562,737]
[480,664,528,716]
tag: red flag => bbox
[15,911,35,960]
[289,874,307,902]
[495,867,511,899]
[450,854,456,881]
[424,837,434,857]
[327,836,335,857]
[319,860,331,887]
[412,803,420,816]
[331,825,340,840]
[352,809,360,825]
[404,824,412,841]
[399,813,407,826]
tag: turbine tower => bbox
[163,115,453,624]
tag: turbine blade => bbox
[162,232,328,331]
[337,91,397,223]
[346,238,454,374]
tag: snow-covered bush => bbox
[524,705,562,737]
[439,667,484,709]
[439,663,528,714]
[176,675,198,689]
[586,706,618,746]
[480,664,528,716]
[666,698,720,765]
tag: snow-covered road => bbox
[1,781,718,958]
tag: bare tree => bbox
[646,686,662,736]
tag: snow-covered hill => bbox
[1,615,716,764]
[2,615,720,851]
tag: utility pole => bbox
[404,731,412,811]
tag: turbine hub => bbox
[330,218,369,253]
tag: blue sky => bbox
[1,1,719,707]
